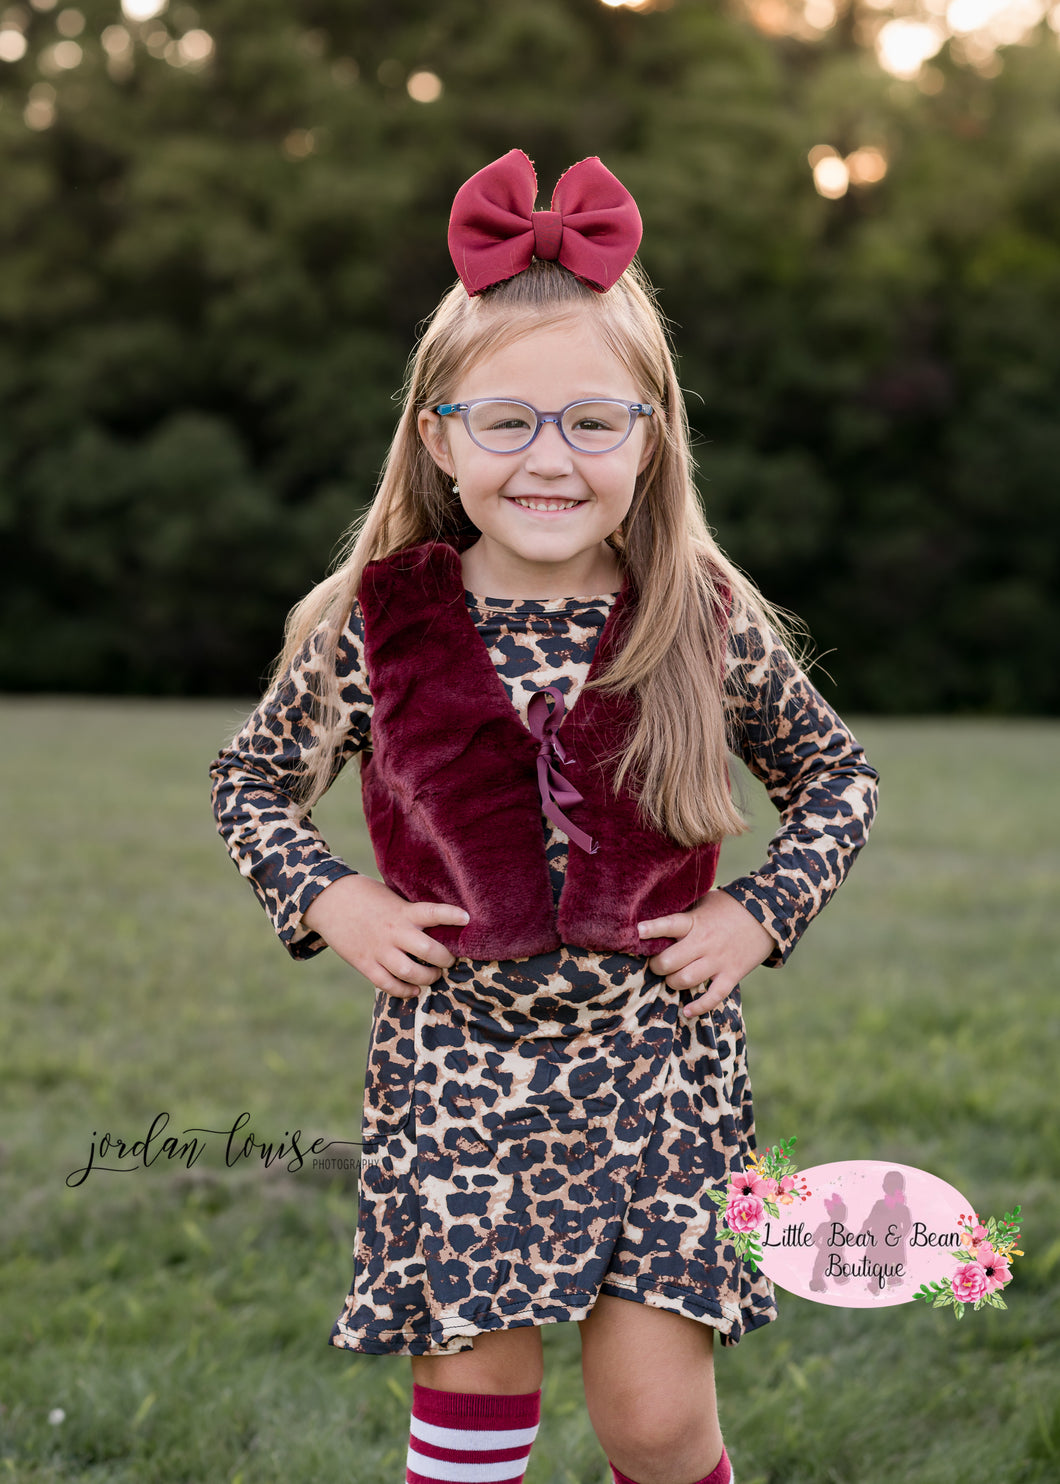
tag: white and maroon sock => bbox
[610,1445,733,1484]
[405,1382,541,1484]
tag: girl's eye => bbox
[565,402,627,436]
[469,402,535,440]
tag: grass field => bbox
[1,700,1057,1483]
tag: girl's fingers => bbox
[412,901,471,926]
[682,975,739,1018]
[411,902,469,969]
[394,951,444,987]
[661,961,706,991]
[412,933,458,970]
[370,972,418,998]
[639,914,693,975]
[638,914,687,940]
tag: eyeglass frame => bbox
[431,397,655,455]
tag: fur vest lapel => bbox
[357,536,721,962]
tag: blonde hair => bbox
[267,258,802,846]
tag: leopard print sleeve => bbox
[209,601,372,960]
[718,606,879,967]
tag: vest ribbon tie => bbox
[526,686,599,855]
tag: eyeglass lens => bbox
[466,401,633,452]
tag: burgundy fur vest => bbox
[356,536,721,961]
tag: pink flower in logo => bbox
[972,1224,988,1243]
[951,1262,988,1304]
[761,1176,779,1196]
[975,1244,1012,1291]
[726,1195,764,1233]
[730,1170,769,1200]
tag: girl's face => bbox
[418,314,657,597]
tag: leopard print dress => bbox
[210,587,879,1358]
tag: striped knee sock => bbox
[610,1445,732,1484]
[406,1382,541,1484]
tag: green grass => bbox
[1,701,1057,1483]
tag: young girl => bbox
[211,149,878,1484]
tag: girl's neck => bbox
[458,537,624,601]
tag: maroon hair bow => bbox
[447,148,642,298]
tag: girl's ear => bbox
[417,408,453,476]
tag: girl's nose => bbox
[523,419,575,474]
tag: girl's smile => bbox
[418,315,657,598]
[505,495,586,514]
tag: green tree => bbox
[1,0,1057,708]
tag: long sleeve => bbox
[718,607,879,966]
[209,601,373,960]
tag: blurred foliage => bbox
[1,0,1058,708]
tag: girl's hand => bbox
[301,875,469,998]
[638,889,776,1018]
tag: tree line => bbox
[2,0,1058,711]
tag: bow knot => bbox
[531,209,563,261]
[448,149,642,298]
[526,686,598,855]
[537,731,560,760]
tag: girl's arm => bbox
[209,605,371,960]
[717,609,880,967]
[639,609,878,1016]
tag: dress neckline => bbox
[463,589,621,615]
